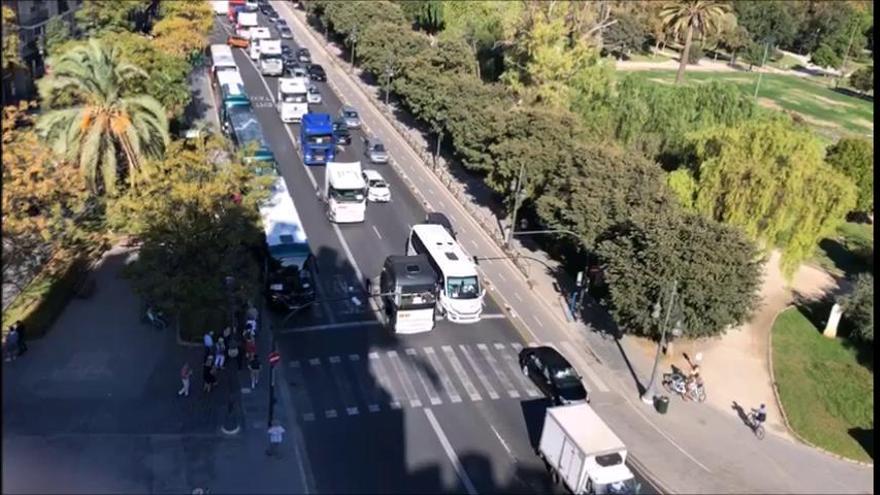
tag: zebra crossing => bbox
[284,340,608,422]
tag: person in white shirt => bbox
[266,420,286,458]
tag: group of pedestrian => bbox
[3,320,28,362]
[177,301,263,397]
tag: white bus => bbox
[209,44,238,80]
[277,77,308,123]
[406,224,484,323]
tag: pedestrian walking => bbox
[13,320,27,355]
[203,331,214,358]
[222,326,232,341]
[248,353,261,389]
[4,327,20,362]
[214,337,226,369]
[228,335,243,370]
[202,355,216,393]
[244,317,257,337]
[265,420,286,458]
[246,301,258,322]
[178,362,193,396]
[244,335,257,362]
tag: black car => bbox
[276,18,288,28]
[258,2,272,15]
[308,63,326,81]
[424,212,456,239]
[278,26,294,40]
[519,346,589,405]
[282,52,297,69]
[297,48,312,64]
[265,8,279,21]
[332,119,351,145]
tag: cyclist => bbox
[752,404,767,429]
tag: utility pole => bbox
[504,163,526,247]
[349,26,358,66]
[641,280,678,405]
[753,40,770,101]
[837,23,858,88]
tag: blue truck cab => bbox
[300,113,335,166]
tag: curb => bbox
[767,305,874,468]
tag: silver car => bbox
[338,105,361,129]
[363,137,389,164]
[307,84,322,104]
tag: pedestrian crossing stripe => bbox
[283,341,609,421]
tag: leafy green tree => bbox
[596,210,762,339]
[849,64,874,93]
[357,21,431,101]
[687,118,858,276]
[443,78,511,173]
[686,41,705,64]
[665,169,697,211]
[2,5,21,71]
[732,1,800,50]
[825,137,874,214]
[791,1,870,58]
[75,0,146,37]
[406,0,444,35]
[111,137,272,334]
[841,273,873,343]
[660,0,731,84]
[35,39,169,195]
[442,0,521,80]
[721,24,751,66]
[812,43,843,69]
[43,16,72,58]
[603,10,649,58]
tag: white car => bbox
[307,84,322,104]
[362,169,390,203]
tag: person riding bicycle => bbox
[753,403,767,427]
[685,367,701,399]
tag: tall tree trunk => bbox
[675,24,694,85]
[470,40,480,80]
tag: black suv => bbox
[519,346,589,405]
[297,48,312,64]
[332,119,351,146]
[308,63,326,81]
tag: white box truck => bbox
[324,161,366,223]
[236,12,258,37]
[259,39,283,76]
[211,0,228,16]
[538,404,640,495]
[276,77,309,123]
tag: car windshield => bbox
[447,276,479,299]
[344,110,358,119]
[261,53,282,60]
[311,66,324,73]
[306,134,333,145]
[553,367,578,380]
[308,86,319,94]
[330,187,365,203]
[370,180,387,188]
[372,144,386,152]
[280,28,291,34]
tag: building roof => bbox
[385,255,437,287]
[259,176,308,249]
[546,404,626,457]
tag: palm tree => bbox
[661,1,731,84]
[36,39,169,195]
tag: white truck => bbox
[236,12,258,37]
[324,161,366,223]
[211,0,228,16]
[247,28,272,59]
[258,39,283,76]
[538,404,640,495]
[276,77,309,123]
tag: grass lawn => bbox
[771,307,873,462]
[633,70,874,143]
[813,221,874,277]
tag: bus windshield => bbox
[447,276,479,299]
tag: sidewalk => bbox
[1,246,307,493]
[280,4,874,492]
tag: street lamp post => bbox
[504,163,527,248]
[640,280,680,405]
[383,62,394,105]
[753,37,773,101]
[349,27,358,66]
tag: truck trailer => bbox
[538,404,640,494]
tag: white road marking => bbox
[469,239,478,249]
[480,313,507,320]
[442,346,482,402]
[558,340,610,393]
[494,342,541,398]
[459,344,499,400]
[387,350,422,408]
[532,315,545,328]
[369,352,402,410]
[496,271,506,282]
[510,343,524,353]
[407,348,443,406]
[279,320,382,333]
[424,347,462,403]
[372,225,382,239]
[514,292,524,302]
[327,355,360,416]
[477,343,519,399]
[325,409,337,419]
[423,408,478,495]
[490,424,514,458]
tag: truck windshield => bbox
[399,291,436,310]
[281,92,307,103]
[447,276,479,299]
[330,187,365,203]
[306,134,333,145]
[595,452,624,467]
[605,478,637,495]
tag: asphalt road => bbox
[211,10,655,495]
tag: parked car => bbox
[424,212,456,239]
[307,63,326,81]
[332,119,351,145]
[363,137,389,164]
[296,48,312,64]
[338,105,361,129]
[276,18,288,28]
[259,2,272,15]
[265,8,279,21]
[286,64,308,80]
[363,169,391,203]
[278,26,294,39]
[307,84,322,104]
[227,35,249,49]
[518,346,589,406]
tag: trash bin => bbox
[654,395,669,414]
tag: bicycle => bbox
[747,411,766,440]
